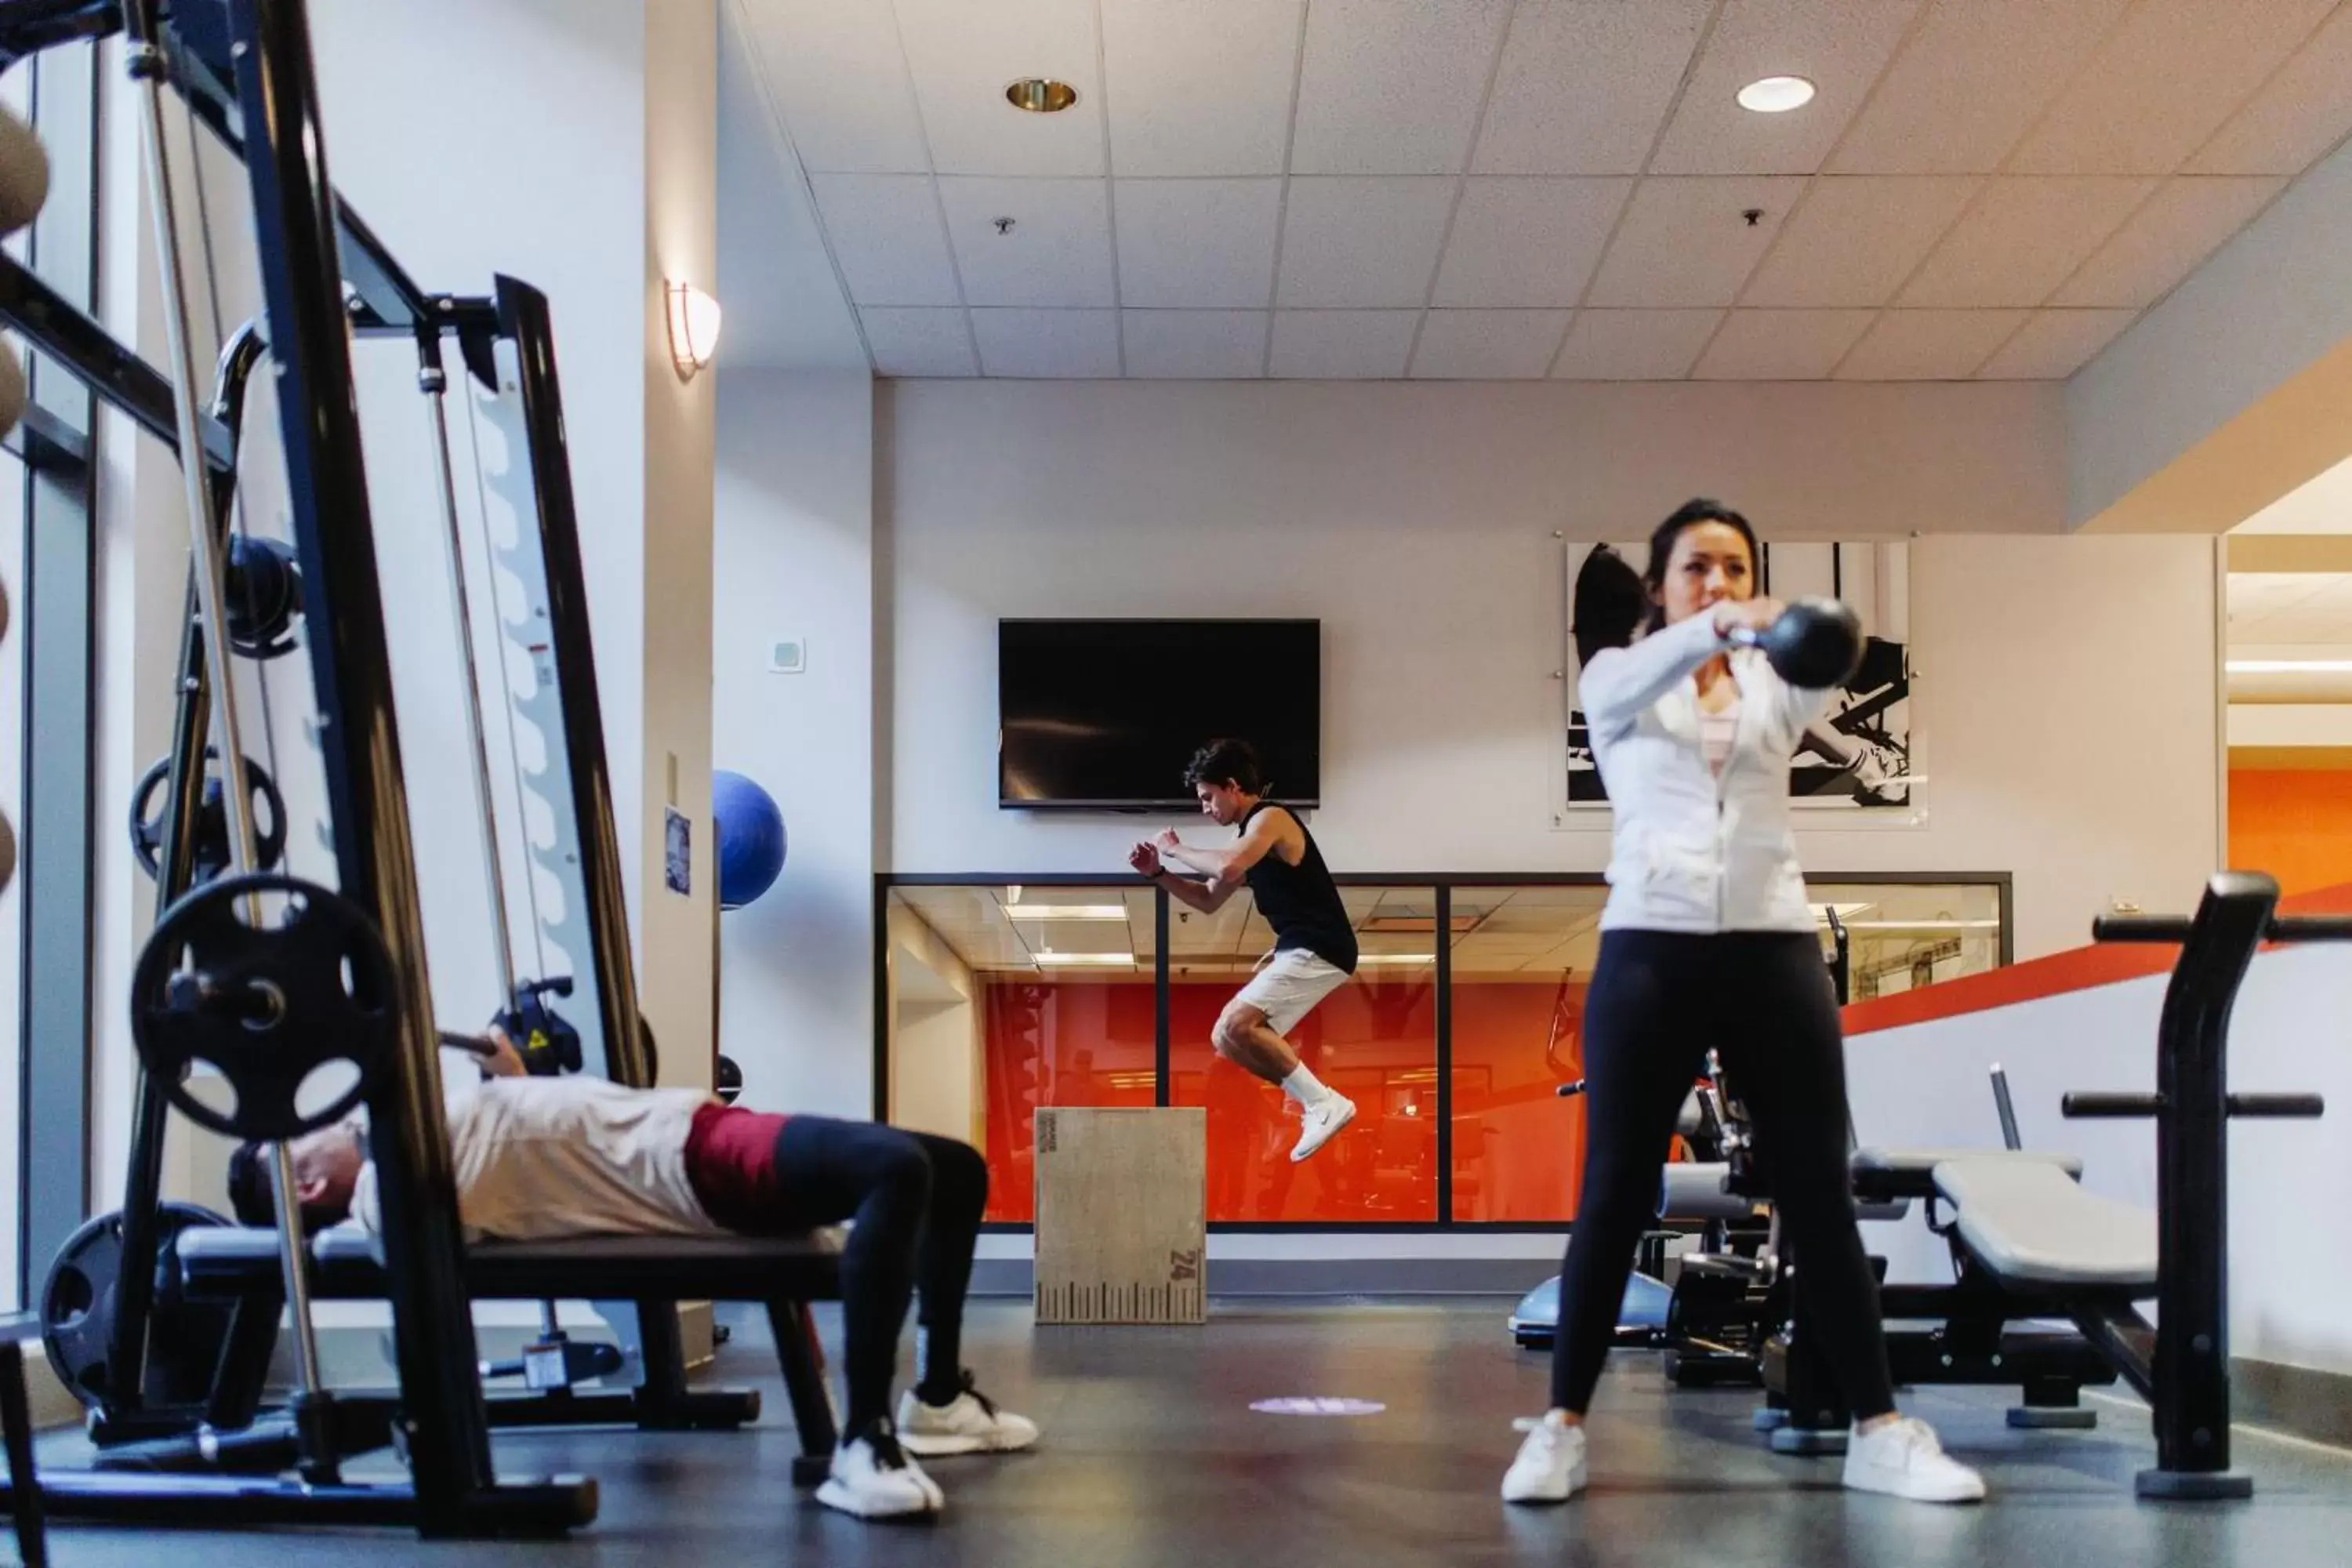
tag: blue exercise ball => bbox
[713,769,786,910]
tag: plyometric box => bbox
[1034,1106,1206,1325]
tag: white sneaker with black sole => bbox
[1842,1417,1986,1504]
[1501,1414,1588,1504]
[897,1373,1041,1457]
[1290,1094,1358,1163]
[817,1421,944,1520]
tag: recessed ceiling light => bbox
[1006,78,1079,114]
[1737,74,1816,114]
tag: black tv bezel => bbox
[996,615,1323,813]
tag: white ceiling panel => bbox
[1900,177,2155,307]
[1431,178,1630,308]
[1741,176,1979,307]
[1115,180,1283,307]
[1410,310,1572,379]
[1829,0,2133,175]
[1584,177,1806,307]
[806,173,960,305]
[1552,310,1723,379]
[2190,3,2352,175]
[2053,176,2286,308]
[1472,0,1712,176]
[1275,177,1456,307]
[1973,308,2136,379]
[971,308,1121,377]
[938,177,1116,307]
[1288,0,1516,176]
[1650,0,1923,176]
[1122,310,1268,379]
[1834,309,2027,380]
[1101,0,1303,176]
[1693,310,1876,379]
[1269,310,1419,378]
[735,0,930,174]
[2009,0,2339,176]
[892,0,1105,177]
[861,307,977,376]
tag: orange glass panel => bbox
[978,978,1156,1222]
[1449,978,1588,1222]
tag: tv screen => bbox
[998,619,1322,810]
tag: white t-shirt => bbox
[352,1051,724,1243]
[1700,696,1740,778]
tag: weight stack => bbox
[1033,1107,1206,1326]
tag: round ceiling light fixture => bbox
[1006,78,1079,114]
[1737,74,1817,114]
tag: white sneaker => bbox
[897,1373,1041,1456]
[1501,1414,1588,1504]
[1290,1094,1358,1162]
[816,1421,944,1519]
[1842,1416,1986,1504]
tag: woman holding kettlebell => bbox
[1504,500,1984,1507]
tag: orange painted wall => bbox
[2230,770,2352,896]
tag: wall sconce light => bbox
[666,280,723,380]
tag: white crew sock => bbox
[1281,1065,1332,1106]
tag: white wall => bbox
[887,902,980,1144]
[712,368,874,1116]
[882,380,2217,961]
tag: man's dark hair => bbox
[226,1140,277,1228]
[1641,498,1760,636]
[1184,738,1265,796]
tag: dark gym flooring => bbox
[31,1298,2352,1566]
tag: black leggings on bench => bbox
[1549,930,1896,1420]
[772,1117,989,1438]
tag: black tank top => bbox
[1240,802,1358,975]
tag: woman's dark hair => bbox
[1572,544,1648,668]
[1640,498,1760,636]
[1184,738,1265,795]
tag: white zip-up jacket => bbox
[1581,609,1831,935]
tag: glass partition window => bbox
[1811,882,2006,1000]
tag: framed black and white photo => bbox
[1561,539,1914,811]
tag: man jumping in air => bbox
[1127,738,1359,1162]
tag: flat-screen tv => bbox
[999,619,1321,811]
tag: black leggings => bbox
[1549,930,1895,1419]
[773,1117,989,1436]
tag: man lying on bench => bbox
[226,1032,1035,1520]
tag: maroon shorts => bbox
[681,1102,793,1234]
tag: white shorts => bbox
[1231,949,1352,1036]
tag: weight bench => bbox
[176,1228,847,1485]
[1930,1156,2158,1294]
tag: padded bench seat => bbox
[176,1227,844,1303]
[1851,1145,2084,1201]
[1932,1157,2158,1291]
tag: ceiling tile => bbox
[2190,3,2352,174]
[2053,176,2285,307]
[1584,177,1806,307]
[859,307,977,377]
[1899,177,2155,307]
[1830,0,2133,175]
[893,0,1105,177]
[1551,310,1723,379]
[2009,0,2338,176]
[1102,0,1303,176]
[1649,0,1923,176]
[971,309,1121,377]
[938,178,1116,307]
[1431,179,1631,307]
[1834,309,2028,379]
[1410,310,1572,379]
[1289,0,1516,175]
[735,0,931,173]
[808,174,960,306]
[1115,180,1283,307]
[1275,177,1456,307]
[1472,0,1711,176]
[1693,310,1876,379]
[1741,176,1979,307]
[1973,309,2136,379]
[1269,310,1419,378]
[1122,310,1268,378]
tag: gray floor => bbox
[30,1298,2352,1566]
